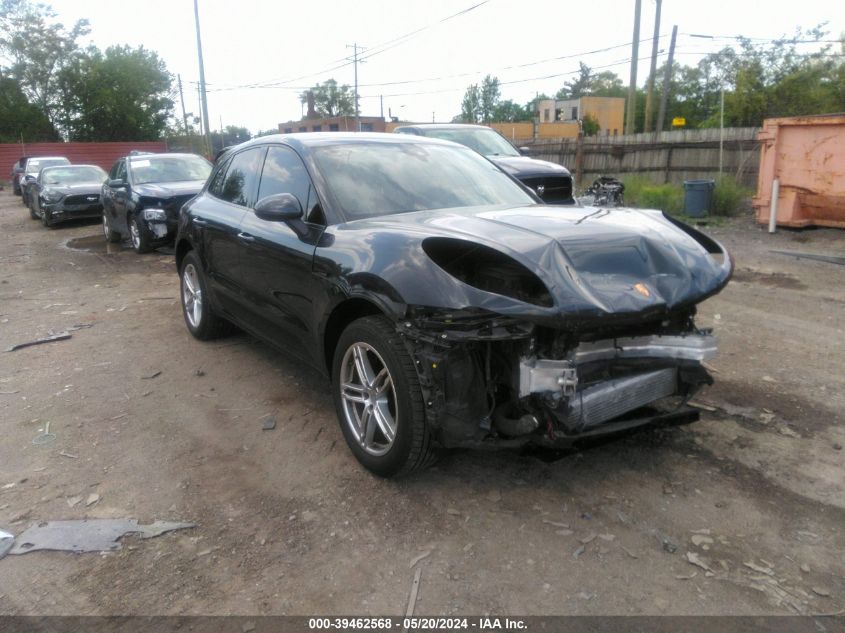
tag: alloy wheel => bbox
[129,219,141,250]
[338,342,398,456]
[182,263,203,328]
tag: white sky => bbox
[47,0,844,133]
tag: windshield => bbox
[418,128,520,157]
[26,158,69,175]
[312,141,533,221]
[129,155,211,185]
[42,166,107,185]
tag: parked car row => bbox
[13,133,732,477]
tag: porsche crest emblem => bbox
[634,283,651,297]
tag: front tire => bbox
[179,251,232,340]
[41,206,55,228]
[128,214,152,253]
[332,316,436,477]
[28,195,38,220]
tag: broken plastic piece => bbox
[0,529,13,560]
[8,519,196,555]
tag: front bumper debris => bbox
[400,312,716,448]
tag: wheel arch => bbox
[175,237,194,271]
[322,298,389,374]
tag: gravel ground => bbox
[0,191,843,616]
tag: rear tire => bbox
[179,251,233,340]
[102,213,121,243]
[332,316,437,477]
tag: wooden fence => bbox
[521,127,761,189]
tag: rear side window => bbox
[257,146,312,209]
[215,147,265,207]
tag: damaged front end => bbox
[400,306,715,448]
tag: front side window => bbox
[257,146,312,210]
[312,141,533,221]
[216,147,265,207]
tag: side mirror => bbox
[518,146,531,156]
[255,193,302,222]
[108,178,126,188]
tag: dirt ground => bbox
[0,190,843,617]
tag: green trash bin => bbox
[683,179,715,217]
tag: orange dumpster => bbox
[753,114,845,229]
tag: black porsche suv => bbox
[101,153,212,253]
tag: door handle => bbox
[193,218,208,226]
[237,232,255,243]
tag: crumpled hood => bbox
[489,156,571,178]
[134,180,205,199]
[326,204,732,326]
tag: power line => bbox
[201,0,491,93]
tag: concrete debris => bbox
[675,572,698,580]
[6,332,72,352]
[66,496,83,508]
[812,587,831,597]
[688,401,717,412]
[542,519,569,528]
[8,519,196,554]
[691,535,714,548]
[85,493,100,507]
[743,561,775,576]
[572,545,585,559]
[598,533,615,542]
[800,564,811,574]
[141,371,162,380]
[686,551,712,572]
[579,532,597,545]
[261,416,277,431]
[779,426,800,438]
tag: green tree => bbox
[0,0,89,129]
[581,113,601,136]
[490,99,529,122]
[556,63,592,99]
[459,83,481,122]
[479,75,500,123]
[0,72,59,141]
[299,79,354,117]
[57,45,173,141]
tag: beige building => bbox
[537,96,625,136]
[278,116,387,134]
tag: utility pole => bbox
[380,95,384,120]
[177,74,190,140]
[626,0,642,135]
[655,25,677,134]
[643,0,662,133]
[193,0,211,156]
[347,43,362,131]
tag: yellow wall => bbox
[490,122,535,140]
[537,121,579,139]
[580,96,624,135]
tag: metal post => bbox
[768,178,780,233]
[177,74,190,140]
[626,0,642,135]
[644,0,662,133]
[193,0,211,156]
[655,25,677,134]
[719,83,725,174]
